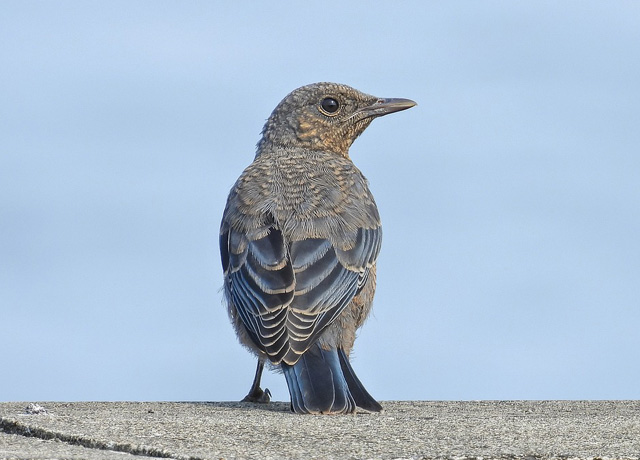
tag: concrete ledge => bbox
[1,401,639,459]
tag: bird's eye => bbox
[320,97,340,115]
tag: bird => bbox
[219,82,416,414]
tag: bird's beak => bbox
[357,97,417,118]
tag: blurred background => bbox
[2,1,639,402]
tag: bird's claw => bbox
[241,387,271,404]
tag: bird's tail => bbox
[281,343,382,414]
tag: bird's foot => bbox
[241,387,271,404]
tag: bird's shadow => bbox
[182,401,385,416]
[182,401,291,413]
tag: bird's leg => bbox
[241,359,271,403]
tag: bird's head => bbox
[256,82,416,157]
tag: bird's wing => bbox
[284,225,381,363]
[221,220,381,365]
[221,219,296,363]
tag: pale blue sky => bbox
[2,1,639,402]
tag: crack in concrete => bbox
[0,417,204,460]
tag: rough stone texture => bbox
[0,430,156,460]
[1,401,639,459]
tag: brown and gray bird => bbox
[220,82,415,414]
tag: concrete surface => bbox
[1,401,639,460]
